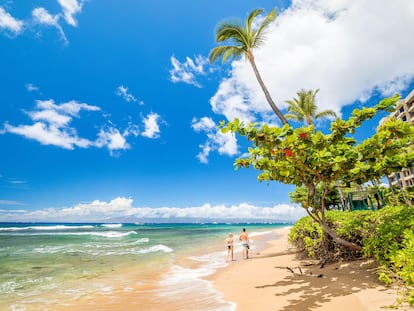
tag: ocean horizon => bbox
[0,222,290,310]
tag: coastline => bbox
[210,226,402,311]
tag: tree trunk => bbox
[248,56,289,125]
[336,181,347,211]
[320,221,362,251]
[386,175,398,205]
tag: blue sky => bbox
[1,0,413,223]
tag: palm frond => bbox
[215,25,250,56]
[315,110,337,119]
[222,47,243,63]
[209,46,243,64]
[209,46,228,63]
[246,8,264,35]
[216,23,245,42]
[285,113,303,122]
[254,8,277,47]
[256,8,276,36]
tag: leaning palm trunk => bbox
[335,181,347,211]
[248,54,289,125]
[386,175,398,205]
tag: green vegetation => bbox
[209,8,289,125]
[289,206,414,307]
[220,93,414,305]
[221,94,414,251]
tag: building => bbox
[388,89,414,188]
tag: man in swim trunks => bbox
[239,228,249,259]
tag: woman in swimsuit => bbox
[226,232,234,261]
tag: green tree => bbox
[221,94,414,251]
[285,88,343,207]
[285,89,337,126]
[209,8,289,125]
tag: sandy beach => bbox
[211,227,406,311]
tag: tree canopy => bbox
[221,94,414,250]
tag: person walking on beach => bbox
[226,232,234,262]
[239,228,249,259]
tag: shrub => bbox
[289,205,414,306]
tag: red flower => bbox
[299,132,307,139]
[284,149,293,157]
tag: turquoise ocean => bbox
[0,222,289,311]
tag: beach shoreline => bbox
[210,226,403,311]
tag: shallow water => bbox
[0,222,288,310]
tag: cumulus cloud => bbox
[1,1,86,42]
[0,6,24,36]
[169,55,211,87]
[210,0,414,122]
[32,7,68,44]
[0,196,306,223]
[141,113,161,139]
[1,98,139,154]
[57,0,84,27]
[115,85,143,104]
[3,99,98,149]
[95,127,130,155]
[191,117,237,163]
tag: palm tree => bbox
[209,8,289,125]
[285,89,337,126]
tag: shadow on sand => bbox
[254,255,393,311]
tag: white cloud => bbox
[0,196,306,223]
[25,83,41,93]
[141,113,161,139]
[57,0,84,27]
[0,200,25,206]
[95,127,130,154]
[4,121,92,149]
[0,6,24,36]
[210,77,266,124]
[2,99,97,150]
[32,7,68,44]
[191,117,238,164]
[1,1,86,42]
[115,85,142,104]
[1,96,162,155]
[169,55,210,87]
[211,0,414,123]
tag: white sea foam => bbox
[31,242,172,256]
[1,281,22,294]
[137,244,173,254]
[131,237,150,244]
[84,230,137,238]
[249,230,274,237]
[101,224,122,228]
[7,230,138,238]
[0,225,95,232]
[158,264,235,311]
[10,304,26,311]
